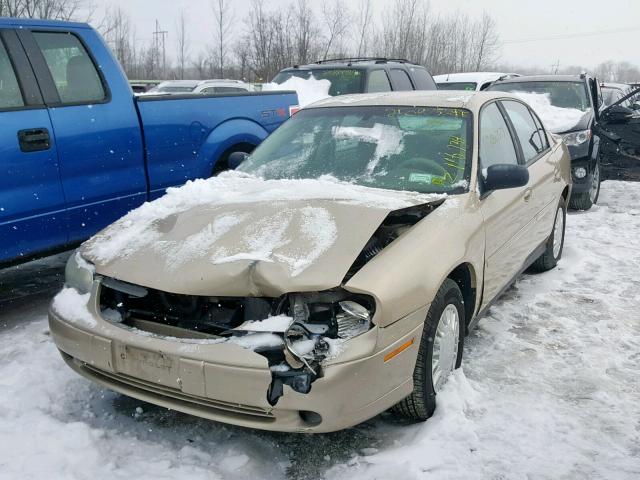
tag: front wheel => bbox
[569,161,600,210]
[392,278,465,421]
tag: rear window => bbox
[273,68,364,96]
[407,66,436,90]
[487,81,591,112]
[437,82,477,91]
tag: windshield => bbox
[602,87,623,106]
[272,69,364,96]
[238,105,472,194]
[486,81,590,111]
[437,82,477,91]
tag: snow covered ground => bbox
[1,181,639,480]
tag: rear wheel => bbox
[393,279,465,421]
[569,161,600,210]
[531,197,566,272]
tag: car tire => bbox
[531,197,566,272]
[569,161,600,210]
[392,278,465,421]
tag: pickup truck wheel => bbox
[569,162,600,210]
[212,144,254,176]
[392,278,465,421]
[531,197,566,272]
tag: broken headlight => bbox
[562,129,591,147]
[283,292,375,372]
[65,252,95,294]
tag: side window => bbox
[32,32,105,104]
[502,100,545,162]
[408,66,437,90]
[529,108,550,150]
[479,102,519,168]
[0,40,24,109]
[367,70,391,93]
[390,69,414,91]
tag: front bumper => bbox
[49,285,426,433]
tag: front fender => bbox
[345,194,485,327]
[196,118,270,175]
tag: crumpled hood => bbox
[81,173,444,296]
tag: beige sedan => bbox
[49,91,571,433]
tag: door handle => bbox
[523,188,533,202]
[18,128,51,153]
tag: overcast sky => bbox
[102,0,640,70]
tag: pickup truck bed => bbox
[0,18,297,266]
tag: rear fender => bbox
[197,118,269,176]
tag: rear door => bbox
[17,28,147,243]
[0,29,67,263]
[500,99,558,248]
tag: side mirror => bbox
[483,164,529,191]
[228,151,249,170]
[602,104,634,123]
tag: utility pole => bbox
[153,20,168,78]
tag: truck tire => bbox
[569,161,600,210]
[212,144,255,176]
[392,278,465,421]
[531,197,566,272]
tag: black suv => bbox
[486,75,640,209]
[272,58,437,96]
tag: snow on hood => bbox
[81,172,444,297]
[515,92,590,133]
[262,76,331,108]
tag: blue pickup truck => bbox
[0,18,298,266]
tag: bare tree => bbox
[17,0,91,21]
[320,0,350,60]
[175,10,189,80]
[293,0,319,65]
[355,0,373,57]
[212,0,233,77]
[472,12,500,71]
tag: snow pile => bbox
[51,287,96,328]
[83,171,444,265]
[515,92,588,133]
[235,315,293,332]
[332,124,405,174]
[262,76,331,108]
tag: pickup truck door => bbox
[17,28,147,244]
[0,30,67,263]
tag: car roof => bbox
[307,90,521,111]
[600,82,630,90]
[434,72,520,84]
[490,75,586,85]
[281,60,422,71]
[0,17,90,29]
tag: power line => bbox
[504,26,640,45]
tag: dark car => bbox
[486,75,605,210]
[598,83,640,181]
[272,58,437,96]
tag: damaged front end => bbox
[99,279,375,406]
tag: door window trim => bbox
[366,69,392,93]
[16,28,111,108]
[0,29,45,113]
[389,68,415,91]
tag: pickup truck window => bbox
[32,32,105,104]
[390,69,414,91]
[0,40,24,108]
[368,70,392,93]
